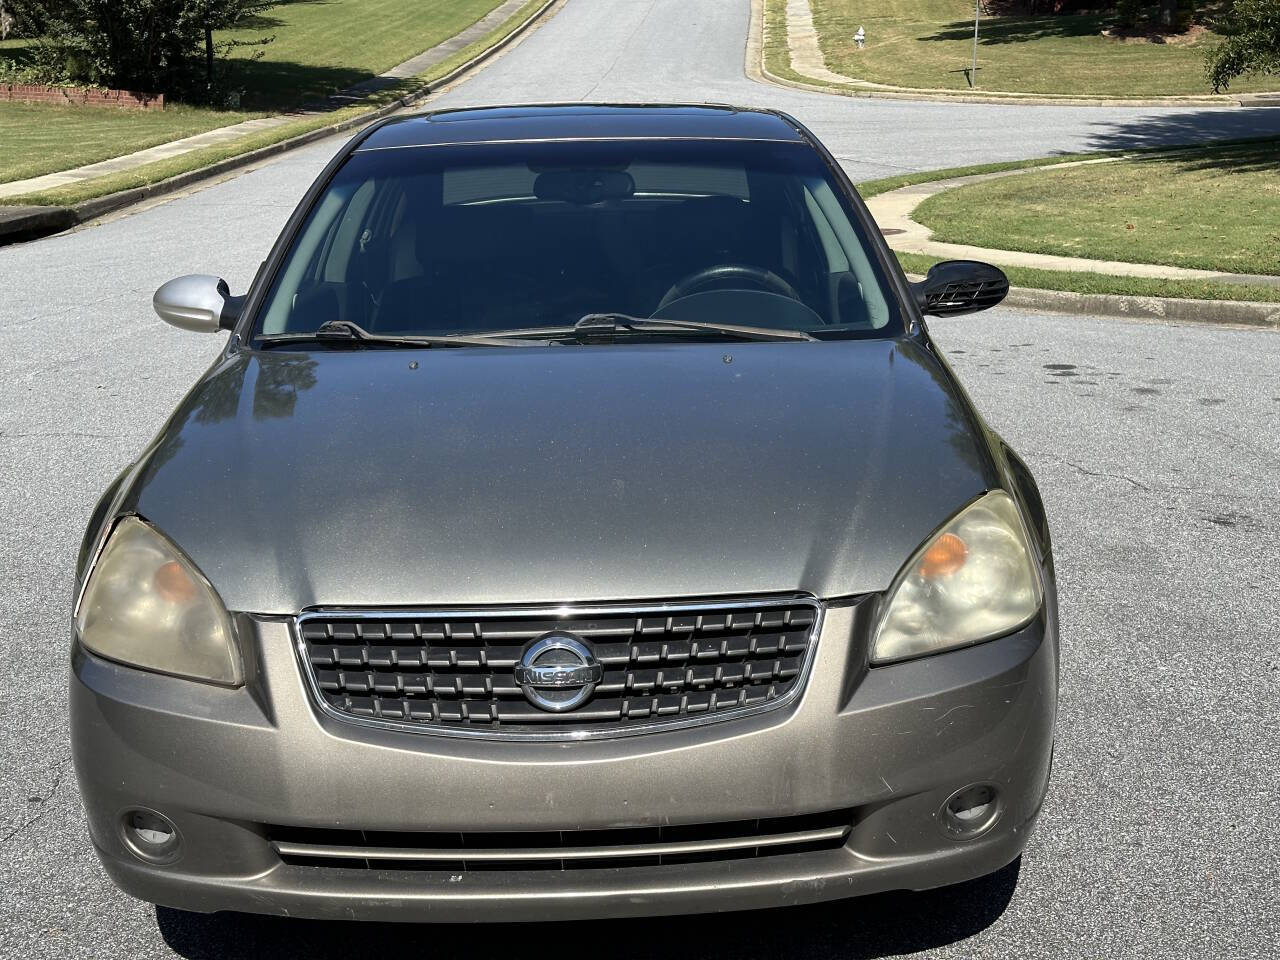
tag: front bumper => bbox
[70,600,1057,922]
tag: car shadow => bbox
[156,857,1020,960]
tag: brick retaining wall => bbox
[2,83,163,110]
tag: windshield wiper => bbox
[257,319,550,348]
[459,315,816,344]
[571,313,817,343]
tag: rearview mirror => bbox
[153,274,240,332]
[912,260,1009,317]
[533,169,635,205]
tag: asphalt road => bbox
[2,0,1278,957]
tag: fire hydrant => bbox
[854,26,866,49]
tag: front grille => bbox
[296,599,820,737]
[270,809,852,872]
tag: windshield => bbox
[252,139,902,342]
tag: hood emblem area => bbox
[513,633,603,712]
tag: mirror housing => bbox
[912,260,1009,317]
[153,275,240,332]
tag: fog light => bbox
[121,808,181,863]
[940,783,999,839]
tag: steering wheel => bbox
[656,263,801,313]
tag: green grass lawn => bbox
[3,0,547,206]
[855,154,1117,198]
[801,0,1276,96]
[2,38,255,185]
[912,139,1280,274]
[0,0,509,185]
[221,0,508,110]
[0,101,260,185]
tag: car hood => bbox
[126,339,994,614]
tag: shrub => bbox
[1113,0,1197,31]
[1115,0,1148,28]
[22,0,271,101]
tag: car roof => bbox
[355,103,809,152]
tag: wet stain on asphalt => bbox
[1043,363,1076,370]
[1132,387,1161,395]
[1202,511,1251,529]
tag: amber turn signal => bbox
[154,559,198,604]
[918,532,967,579]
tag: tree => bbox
[1,0,54,38]
[1158,0,1196,30]
[1115,0,1148,29]
[27,0,271,100]
[187,0,272,94]
[1206,0,1280,90]
[32,0,199,92]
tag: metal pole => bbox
[971,0,980,87]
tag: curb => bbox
[1002,286,1280,327]
[903,272,1279,326]
[747,0,1278,108]
[0,205,78,244]
[762,65,1270,108]
[0,0,559,247]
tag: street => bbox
[1,0,1277,957]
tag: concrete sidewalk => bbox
[864,162,1280,288]
[784,0,870,88]
[0,0,530,202]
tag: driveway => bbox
[1,1,1276,957]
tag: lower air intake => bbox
[270,809,853,872]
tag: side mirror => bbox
[153,274,241,332]
[911,260,1009,317]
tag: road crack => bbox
[1029,452,1150,491]
[1,755,73,845]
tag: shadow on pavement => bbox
[1096,135,1279,174]
[156,856,1020,960]
[1084,110,1280,153]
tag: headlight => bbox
[871,491,1043,664]
[75,516,242,685]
